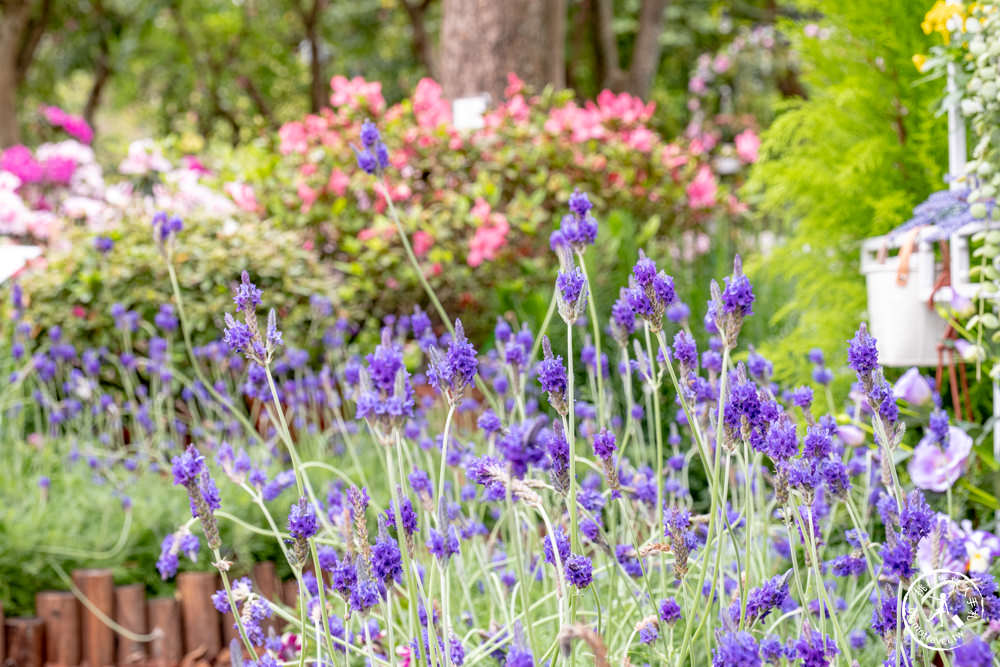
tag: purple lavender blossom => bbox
[537,337,568,415]
[592,429,616,460]
[954,636,993,667]
[426,526,460,561]
[233,271,262,312]
[672,331,697,371]
[94,235,113,253]
[899,491,934,542]
[847,324,879,377]
[427,319,479,401]
[659,597,681,624]
[356,328,415,426]
[791,627,838,667]
[712,632,760,667]
[720,255,754,317]
[564,553,593,588]
[559,189,598,248]
[288,497,318,540]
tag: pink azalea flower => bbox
[278,121,309,155]
[660,144,689,169]
[471,197,492,223]
[908,426,973,492]
[297,183,318,213]
[504,73,525,98]
[626,127,656,153]
[413,230,434,256]
[329,75,385,114]
[327,169,350,196]
[734,129,761,163]
[726,194,749,215]
[358,227,380,242]
[686,165,718,209]
[468,210,510,267]
[413,78,451,128]
[42,156,76,184]
[224,182,261,213]
[1,145,44,184]
[182,155,210,175]
[42,106,93,144]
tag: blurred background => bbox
[0,0,951,386]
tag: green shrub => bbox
[14,214,336,352]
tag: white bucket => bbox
[860,233,949,367]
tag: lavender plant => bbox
[4,118,1000,667]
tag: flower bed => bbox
[2,111,998,666]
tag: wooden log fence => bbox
[2,563,298,667]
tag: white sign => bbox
[452,95,490,131]
[0,245,42,283]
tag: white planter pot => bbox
[860,233,949,367]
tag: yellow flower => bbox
[922,0,966,42]
[912,53,929,72]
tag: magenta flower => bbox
[734,129,760,163]
[908,426,973,492]
[686,165,717,209]
[893,367,934,406]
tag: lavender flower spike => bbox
[171,445,222,549]
[537,336,568,416]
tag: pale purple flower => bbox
[835,425,865,447]
[908,426,973,492]
[893,367,934,406]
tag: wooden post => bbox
[252,562,280,634]
[4,617,45,667]
[221,610,240,653]
[36,591,80,666]
[114,584,147,665]
[0,602,6,665]
[146,598,182,665]
[177,572,221,660]
[282,580,299,609]
[72,569,114,667]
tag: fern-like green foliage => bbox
[745,0,947,383]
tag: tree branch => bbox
[14,0,51,85]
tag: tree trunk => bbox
[593,0,669,99]
[625,0,668,98]
[401,0,436,78]
[439,0,563,102]
[0,2,32,146]
[302,0,327,113]
[546,0,567,89]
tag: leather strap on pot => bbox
[895,227,923,287]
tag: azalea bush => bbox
[4,115,1000,667]
[227,74,760,339]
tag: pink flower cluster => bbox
[686,165,718,209]
[41,106,93,145]
[329,75,386,115]
[412,78,452,129]
[467,198,510,267]
[269,71,757,273]
[543,90,655,146]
